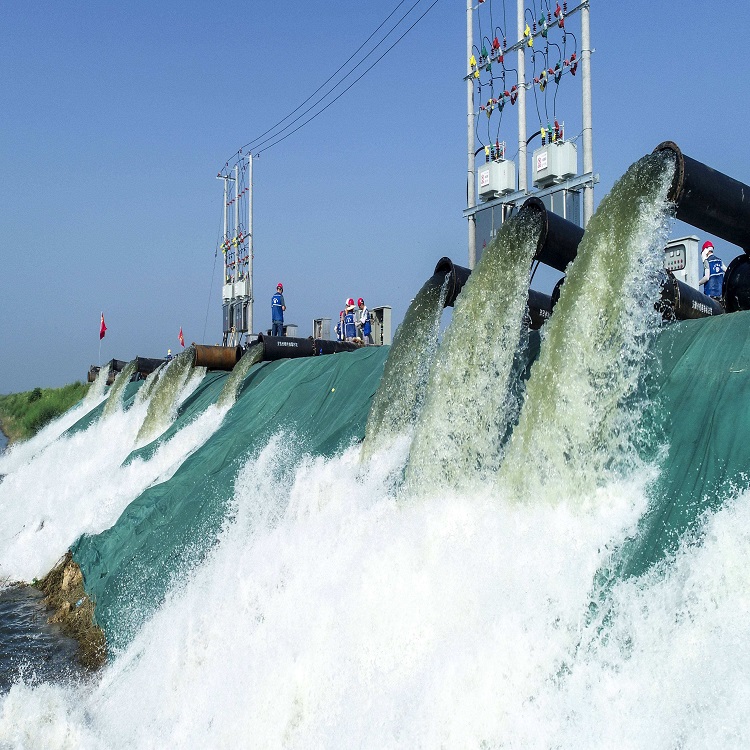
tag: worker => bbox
[343,298,357,341]
[335,311,345,341]
[166,349,173,361]
[357,297,372,344]
[271,283,286,337]
[699,242,726,301]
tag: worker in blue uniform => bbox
[271,283,286,337]
[343,298,357,341]
[357,297,372,344]
[699,242,726,300]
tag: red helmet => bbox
[357,297,364,306]
[345,297,355,307]
[277,283,284,291]
[701,241,713,252]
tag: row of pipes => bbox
[441,142,750,324]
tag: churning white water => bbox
[0,367,110,477]
[0,438,748,748]
[0,366,224,583]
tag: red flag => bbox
[99,313,107,340]
[178,327,185,347]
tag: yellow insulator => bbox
[469,54,477,69]
[473,69,480,79]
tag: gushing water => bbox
[218,343,264,407]
[101,361,137,418]
[135,347,202,445]
[406,208,543,493]
[0,366,111,477]
[362,273,449,458]
[500,152,675,499]
[0,359,221,582]
[1,439,748,748]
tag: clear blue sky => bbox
[1,0,747,394]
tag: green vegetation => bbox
[0,381,90,444]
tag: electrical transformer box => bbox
[478,159,516,201]
[664,235,702,290]
[533,141,578,187]
[233,279,251,298]
[222,283,233,302]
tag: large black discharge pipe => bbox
[654,141,750,253]
[723,254,750,312]
[432,197,582,327]
[659,274,724,320]
[522,196,586,273]
[257,334,359,361]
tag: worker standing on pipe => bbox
[699,242,726,301]
[357,297,372,344]
[271,283,286,337]
[343,299,357,342]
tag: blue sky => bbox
[1,0,748,394]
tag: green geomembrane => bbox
[72,347,389,650]
[620,310,750,577]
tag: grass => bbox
[0,381,90,444]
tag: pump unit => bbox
[664,235,702,290]
[532,141,578,187]
[371,306,392,346]
[313,318,331,340]
[478,159,516,201]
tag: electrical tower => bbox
[465,0,596,268]
[217,154,254,346]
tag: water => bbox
[500,152,675,500]
[0,586,82,694]
[406,207,543,493]
[1,154,750,746]
[362,273,449,458]
[0,366,110,476]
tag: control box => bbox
[664,235,701,290]
[478,159,516,201]
[313,318,331,340]
[371,306,392,346]
[532,141,578,187]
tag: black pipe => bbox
[433,257,472,308]
[256,335,360,361]
[658,274,724,320]
[521,196,586,272]
[527,289,553,330]
[723,254,750,312]
[135,356,165,376]
[257,335,316,360]
[653,141,750,253]
[313,339,360,356]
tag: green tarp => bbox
[621,310,750,577]
[71,311,750,649]
[72,347,389,649]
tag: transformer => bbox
[478,159,516,201]
[532,141,578,187]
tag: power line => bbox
[255,0,441,156]
[232,0,411,159]
[219,0,441,170]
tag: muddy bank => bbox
[34,552,107,670]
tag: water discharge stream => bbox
[406,208,543,493]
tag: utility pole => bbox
[467,0,476,269]
[581,2,594,225]
[247,153,254,336]
[517,0,527,194]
